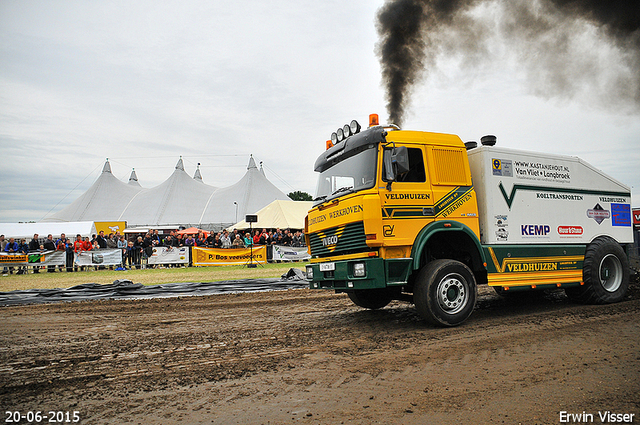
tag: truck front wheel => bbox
[565,236,629,304]
[347,288,394,310]
[413,259,477,327]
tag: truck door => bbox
[381,145,433,247]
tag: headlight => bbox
[306,265,314,280]
[336,128,344,142]
[353,262,366,277]
[350,120,361,134]
[343,124,352,138]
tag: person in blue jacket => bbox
[16,238,29,274]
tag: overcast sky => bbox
[1,0,638,223]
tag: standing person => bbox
[56,238,67,272]
[0,235,7,274]
[29,234,41,273]
[134,236,144,269]
[126,241,136,269]
[213,233,222,248]
[221,230,232,248]
[244,232,253,247]
[4,237,19,274]
[106,233,117,249]
[43,234,57,272]
[117,236,127,268]
[65,241,75,272]
[74,235,84,271]
[195,232,206,247]
[16,239,29,274]
[96,231,107,249]
[232,234,245,248]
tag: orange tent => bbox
[176,227,209,237]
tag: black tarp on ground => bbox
[0,268,309,306]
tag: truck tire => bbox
[347,289,394,310]
[413,259,477,327]
[565,236,629,304]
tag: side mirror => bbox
[392,146,410,175]
[383,146,410,182]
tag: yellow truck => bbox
[305,115,634,326]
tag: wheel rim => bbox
[436,273,468,314]
[599,253,623,292]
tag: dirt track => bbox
[1,279,639,425]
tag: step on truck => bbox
[305,114,634,326]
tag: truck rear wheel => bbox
[565,236,629,304]
[413,259,477,327]
[347,288,394,310]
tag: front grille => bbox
[308,221,368,257]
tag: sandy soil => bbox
[1,278,639,425]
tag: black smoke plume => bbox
[376,0,640,127]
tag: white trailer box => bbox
[467,146,633,245]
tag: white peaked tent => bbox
[119,158,217,226]
[128,169,141,186]
[43,156,292,231]
[200,156,291,228]
[230,200,312,230]
[45,161,144,222]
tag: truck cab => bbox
[306,117,486,326]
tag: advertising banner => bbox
[0,251,65,267]
[94,221,127,235]
[148,246,189,265]
[75,249,123,266]
[192,246,267,266]
[271,245,311,262]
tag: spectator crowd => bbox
[0,228,306,274]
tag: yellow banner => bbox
[192,246,267,266]
[94,221,126,235]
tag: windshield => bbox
[314,147,377,205]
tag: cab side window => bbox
[396,148,426,182]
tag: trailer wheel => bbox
[413,259,477,327]
[565,236,629,304]
[347,289,394,310]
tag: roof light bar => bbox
[328,120,362,145]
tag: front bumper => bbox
[307,257,412,290]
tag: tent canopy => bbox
[176,227,209,236]
[229,200,312,230]
[0,221,97,241]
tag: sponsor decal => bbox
[513,161,571,182]
[495,215,509,241]
[496,228,509,241]
[440,192,473,218]
[634,209,640,226]
[492,159,513,177]
[384,193,430,200]
[587,203,610,224]
[308,214,327,226]
[322,235,339,247]
[600,196,627,203]
[536,192,583,201]
[611,203,631,227]
[329,204,363,219]
[506,262,558,272]
[521,224,551,236]
[558,226,584,236]
[495,215,508,227]
[383,225,395,237]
